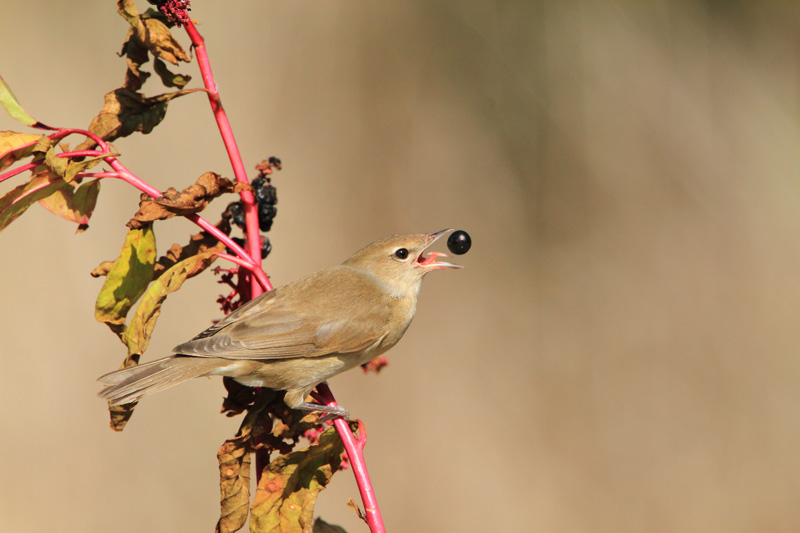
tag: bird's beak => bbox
[416,229,464,270]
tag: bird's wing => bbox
[172,266,391,360]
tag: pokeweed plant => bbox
[0,1,388,532]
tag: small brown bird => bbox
[98,229,463,419]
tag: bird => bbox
[98,229,463,419]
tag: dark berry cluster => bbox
[251,176,277,232]
[230,236,272,259]
[222,157,281,260]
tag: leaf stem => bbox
[183,20,263,298]
[315,383,387,533]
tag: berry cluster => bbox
[147,0,192,27]
[223,157,281,260]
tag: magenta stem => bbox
[315,383,386,533]
[183,20,263,298]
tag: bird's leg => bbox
[295,402,350,422]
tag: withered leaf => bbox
[0,131,42,171]
[118,0,190,66]
[122,251,217,355]
[76,88,195,151]
[216,438,252,533]
[153,57,192,89]
[250,428,346,533]
[107,353,141,432]
[108,401,138,432]
[38,179,101,231]
[43,145,68,179]
[94,224,156,336]
[127,172,241,229]
[154,218,230,278]
[312,518,348,533]
[90,260,115,278]
[0,169,69,233]
[217,390,277,532]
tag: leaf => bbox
[0,74,38,127]
[123,251,217,355]
[139,14,191,65]
[76,88,195,151]
[153,57,191,89]
[0,170,69,232]
[312,518,348,533]
[118,0,190,66]
[94,225,157,334]
[250,428,346,533]
[44,145,68,179]
[90,260,115,278]
[216,437,252,533]
[127,172,242,229]
[38,179,101,231]
[154,218,230,278]
[0,131,42,171]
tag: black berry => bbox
[225,202,245,228]
[447,230,471,255]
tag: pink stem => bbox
[184,20,263,298]
[315,383,386,533]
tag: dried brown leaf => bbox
[90,261,115,278]
[76,88,195,151]
[312,518,348,533]
[153,57,192,89]
[153,218,230,279]
[118,0,190,65]
[216,438,252,533]
[127,172,238,229]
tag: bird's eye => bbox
[394,248,409,260]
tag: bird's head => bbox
[344,229,463,297]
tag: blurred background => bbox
[2,1,800,531]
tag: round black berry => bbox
[225,202,245,228]
[447,230,471,255]
[394,248,409,259]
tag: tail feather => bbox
[98,356,222,405]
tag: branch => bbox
[315,383,387,533]
[184,20,263,298]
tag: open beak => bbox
[415,229,464,270]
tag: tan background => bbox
[2,1,800,531]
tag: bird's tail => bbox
[97,355,222,405]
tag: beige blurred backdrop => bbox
[2,1,800,531]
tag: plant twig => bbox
[315,383,386,533]
[183,20,263,298]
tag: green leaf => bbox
[94,225,157,332]
[0,131,43,171]
[123,251,217,355]
[0,74,37,126]
[250,428,346,532]
[37,179,101,230]
[0,170,69,232]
